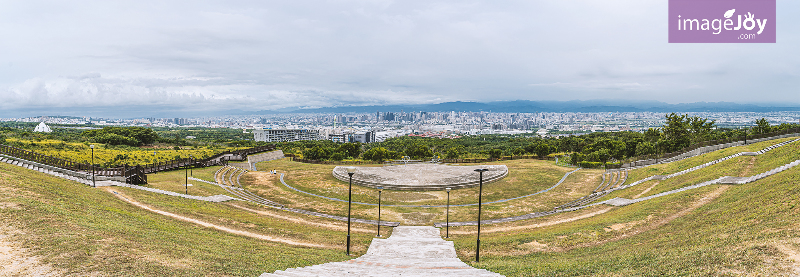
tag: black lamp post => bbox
[377,186,383,237]
[474,168,488,263]
[189,155,194,176]
[185,160,189,195]
[446,187,451,238]
[153,151,157,174]
[346,166,356,256]
[90,145,95,187]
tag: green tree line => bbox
[275,114,798,165]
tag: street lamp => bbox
[474,168,489,263]
[376,186,383,237]
[185,159,189,195]
[189,154,194,176]
[446,187,451,238]
[90,145,95,187]
[346,166,356,256]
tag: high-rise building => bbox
[253,129,320,142]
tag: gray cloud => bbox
[1,0,798,117]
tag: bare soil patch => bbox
[0,225,62,277]
[774,238,800,276]
[740,156,757,177]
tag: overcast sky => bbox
[1,1,798,117]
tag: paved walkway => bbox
[260,226,503,277]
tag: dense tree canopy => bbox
[83,127,159,146]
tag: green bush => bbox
[578,161,604,168]
[363,147,400,161]
[304,146,332,160]
[95,133,138,146]
[329,152,345,161]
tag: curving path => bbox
[260,226,503,277]
[278,168,581,208]
[204,166,400,227]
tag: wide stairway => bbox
[260,226,503,277]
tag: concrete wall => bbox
[247,150,285,164]
[240,150,285,171]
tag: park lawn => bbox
[0,161,357,276]
[243,158,585,225]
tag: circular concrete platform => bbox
[332,164,508,191]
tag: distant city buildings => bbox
[4,111,800,143]
[253,129,319,142]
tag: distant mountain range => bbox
[279,100,800,114]
[6,100,800,119]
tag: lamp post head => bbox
[346,166,356,176]
[474,168,488,173]
[377,186,383,192]
[446,187,451,192]
[90,145,94,149]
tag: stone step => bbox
[261,226,503,276]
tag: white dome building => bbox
[33,122,52,133]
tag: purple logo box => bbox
[669,0,776,43]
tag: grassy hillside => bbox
[0,162,378,276]
[2,136,799,276]
[454,138,800,276]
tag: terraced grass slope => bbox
[245,158,598,225]
[455,137,800,276]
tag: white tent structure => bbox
[33,122,52,133]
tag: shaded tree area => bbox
[83,127,159,146]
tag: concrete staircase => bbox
[261,226,503,277]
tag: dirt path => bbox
[104,188,333,249]
[561,185,730,252]
[228,203,374,233]
[774,238,800,277]
[633,181,660,199]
